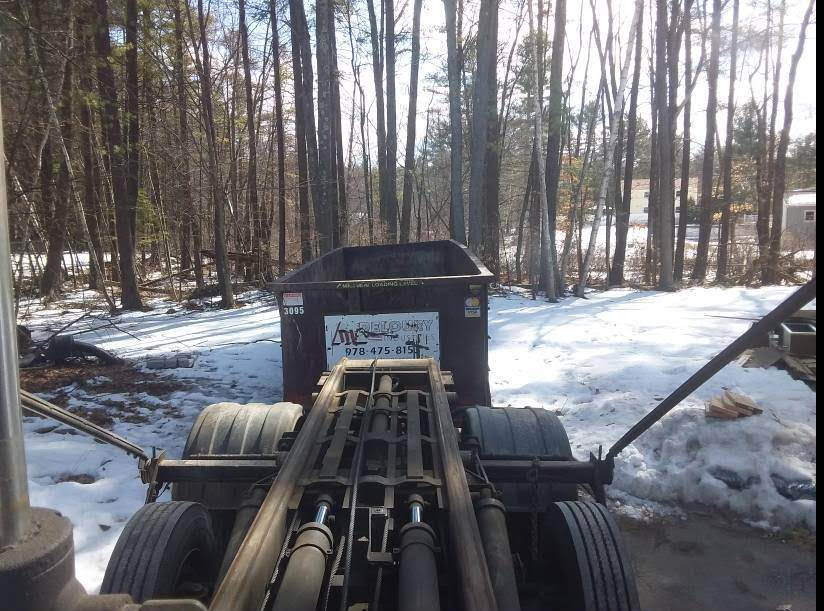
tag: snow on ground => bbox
[16,285,816,593]
[488,287,816,532]
[18,290,284,591]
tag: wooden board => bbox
[706,398,739,419]
[724,391,763,415]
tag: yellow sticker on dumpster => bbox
[324,312,440,368]
[464,296,481,318]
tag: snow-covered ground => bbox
[488,287,816,530]
[15,284,816,593]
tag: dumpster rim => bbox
[269,239,494,293]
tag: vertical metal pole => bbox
[0,91,31,547]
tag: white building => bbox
[628,177,699,224]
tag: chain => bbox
[528,458,540,563]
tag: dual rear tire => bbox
[547,501,641,611]
[100,501,218,603]
[102,402,302,603]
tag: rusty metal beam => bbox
[427,358,498,611]
[209,361,346,611]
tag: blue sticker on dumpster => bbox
[324,312,440,367]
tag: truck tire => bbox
[173,401,303,510]
[547,501,640,611]
[461,406,578,505]
[101,501,219,603]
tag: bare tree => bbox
[292,0,321,253]
[692,0,721,282]
[443,0,465,242]
[655,0,674,289]
[288,0,313,263]
[125,0,139,248]
[385,0,399,242]
[192,0,233,307]
[94,0,142,309]
[400,0,423,243]
[716,0,739,282]
[761,0,785,281]
[238,0,264,274]
[674,0,698,281]
[171,0,203,289]
[366,0,388,240]
[766,0,815,282]
[37,0,71,301]
[543,0,566,297]
[527,0,557,300]
[268,0,288,275]
[467,0,497,253]
[578,0,644,297]
[610,3,644,286]
[316,0,336,253]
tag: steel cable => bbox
[339,359,378,611]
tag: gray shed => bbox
[782,189,816,251]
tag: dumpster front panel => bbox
[324,311,441,366]
[273,241,493,407]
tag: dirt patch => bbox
[20,362,189,425]
[54,473,97,484]
[20,362,186,397]
[619,509,815,611]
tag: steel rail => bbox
[0,98,31,546]
[20,389,148,461]
[427,358,498,611]
[209,361,346,611]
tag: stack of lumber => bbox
[738,346,816,388]
[705,391,764,420]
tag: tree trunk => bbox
[287,0,313,263]
[515,151,536,283]
[292,0,321,255]
[716,0,739,282]
[384,0,398,241]
[269,0,288,276]
[172,0,201,289]
[125,0,139,250]
[527,0,557,300]
[610,5,643,286]
[193,0,234,307]
[674,0,694,281]
[691,0,721,281]
[655,0,674,290]
[366,0,388,241]
[315,0,336,253]
[467,0,497,253]
[94,0,142,309]
[238,0,263,276]
[400,0,423,243]
[79,94,104,291]
[763,0,785,281]
[331,37,347,246]
[443,0,465,243]
[766,0,814,283]
[577,0,643,297]
[543,0,566,297]
[481,3,500,273]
